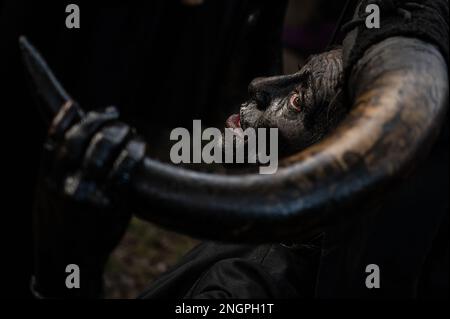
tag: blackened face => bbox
[226,49,344,155]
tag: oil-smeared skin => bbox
[238,49,345,155]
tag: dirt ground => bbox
[104,218,199,299]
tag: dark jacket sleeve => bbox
[343,0,449,76]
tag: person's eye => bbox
[289,92,302,112]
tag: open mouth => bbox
[225,113,241,129]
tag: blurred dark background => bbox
[1,0,447,299]
[0,0,347,298]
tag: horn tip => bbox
[18,36,35,62]
[18,35,30,50]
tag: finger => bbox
[109,137,147,188]
[59,106,120,166]
[82,122,131,180]
[62,136,146,207]
[48,100,81,141]
[63,172,110,207]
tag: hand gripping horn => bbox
[21,36,448,242]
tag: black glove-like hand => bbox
[33,103,146,298]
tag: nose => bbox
[248,74,298,110]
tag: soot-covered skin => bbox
[226,49,345,155]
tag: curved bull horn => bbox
[130,37,448,242]
[22,36,448,242]
[19,36,83,123]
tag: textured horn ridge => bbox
[130,37,448,242]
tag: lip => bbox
[226,113,241,129]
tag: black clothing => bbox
[1,0,448,298]
[140,242,321,299]
[343,0,449,75]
